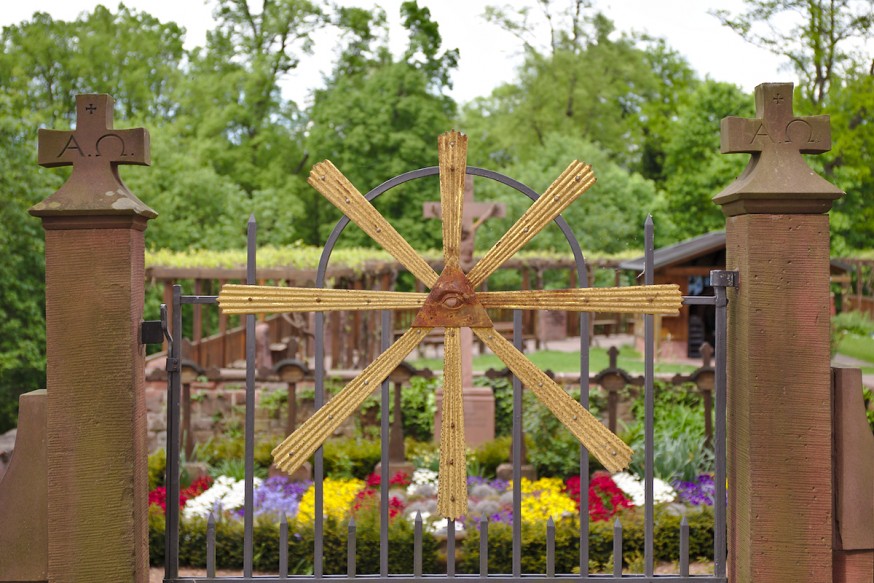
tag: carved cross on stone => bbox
[30,94,156,218]
[423,176,506,268]
[714,82,843,216]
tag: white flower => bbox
[429,518,465,534]
[183,475,262,520]
[407,468,439,496]
[611,472,675,506]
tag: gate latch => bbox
[710,270,739,289]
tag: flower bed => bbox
[149,470,717,570]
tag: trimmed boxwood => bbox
[150,506,713,572]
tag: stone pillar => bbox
[30,94,155,583]
[715,83,843,583]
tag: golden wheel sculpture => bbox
[218,130,682,519]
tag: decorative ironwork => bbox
[217,130,683,519]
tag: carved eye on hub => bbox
[440,292,465,310]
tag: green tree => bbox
[0,6,185,121]
[469,2,697,177]
[714,0,874,108]
[0,98,60,432]
[657,80,753,242]
[473,133,658,255]
[304,1,458,248]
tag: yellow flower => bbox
[297,477,364,523]
[511,477,577,522]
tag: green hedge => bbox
[150,506,714,572]
[458,507,715,573]
[149,506,440,573]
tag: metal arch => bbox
[315,166,590,288]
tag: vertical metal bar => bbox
[643,215,655,577]
[348,517,357,578]
[314,308,325,578]
[244,214,257,577]
[512,309,523,578]
[164,285,183,581]
[380,310,391,578]
[679,516,689,577]
[414,512,423,576]
[613,519,623,578]
[546,517,555,577]
[447,519,456,576]
[714,284,728,577]
[479,518,489,577]
[280,513,289,579]
[577,261,590,576]
[206,512,216,578]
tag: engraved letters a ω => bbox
[748,119,818,146]
[56,133,129,158]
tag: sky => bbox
[0,0,791,107]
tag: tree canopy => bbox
[1,0,872,430]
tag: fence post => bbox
[714,82,843,583]
[30,94,155,582]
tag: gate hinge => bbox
[140,320,164,345]
[166,357,180,373]
[710,270,739,289]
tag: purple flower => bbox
[236,476,312,519]
[672,474,717,506]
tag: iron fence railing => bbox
[162,167,729,582]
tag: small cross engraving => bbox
[31,94,155,218]
[714,82,843,215]
[721,83,830,155]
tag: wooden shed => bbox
[620,230,850,358]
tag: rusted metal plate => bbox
[411,264,492,328]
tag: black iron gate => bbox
[162,166,730,582]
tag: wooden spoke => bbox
[218,284,427,314]
[308,161,439,288]
[272,327,432,475]
[478,284,682,314]
[473,329,633,473]
[437,328,467,519]
[438,130,467,268]
[467,161,595,287]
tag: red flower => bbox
[564,473,633,522]
[148,475,214,514]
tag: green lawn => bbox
[411,345,698,375]
[836,333,874,373]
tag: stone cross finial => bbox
[31,94,156,218]
[713,82,843,216]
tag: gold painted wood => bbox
[272,327,431,474]
[437,328,468,519]
[218,284,427,314]
[473,329,633,473]
[438,131,467,268]
[478,284,682,314]
[308,161,439,288]
[467,161,595,287]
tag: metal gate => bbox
[162,165,730,582]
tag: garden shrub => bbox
[322,438,382,479]
[471,435,512,477]
[458,506,714,573]
[149,513,440,572]
[149,448,167,490]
